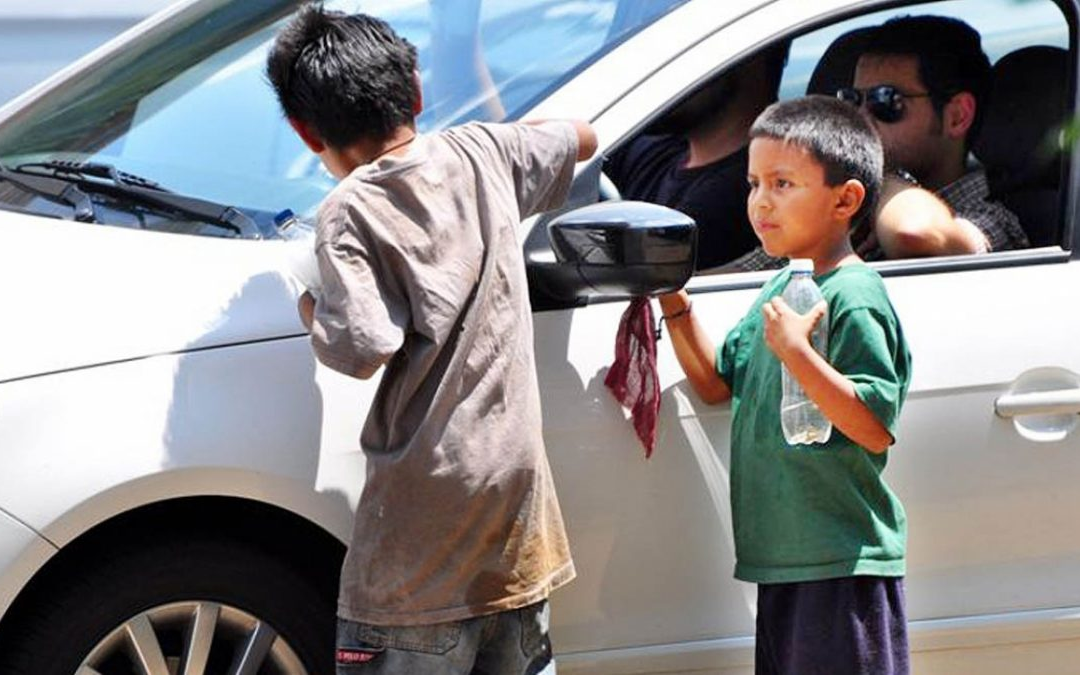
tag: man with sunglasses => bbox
[849,15,1027,257]
[727,14,1027,271]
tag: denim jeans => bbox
[336,600,556,675]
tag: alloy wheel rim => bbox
[77,601,308,675]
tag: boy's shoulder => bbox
[440,120,575,155]
[820,263,896,318]
[820,264,889,304]
[435,121,513,158]
[312,150,423,248]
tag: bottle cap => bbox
[274,209,296,227]
[788,258,814,273]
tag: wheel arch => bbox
[0,492,349,647]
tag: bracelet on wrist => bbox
[662,301,692,322]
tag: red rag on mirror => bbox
[604,297,660,457]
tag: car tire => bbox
[0,533,336,675]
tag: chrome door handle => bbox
[995,388,1080,418]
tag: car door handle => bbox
[995,388,1080,418]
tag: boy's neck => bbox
[368,126,418,162]
[339,125,418,174]
[808,235,860,276]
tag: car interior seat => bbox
[805,27,874,96]
[973,46,1070,248]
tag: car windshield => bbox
[0,0,687,223]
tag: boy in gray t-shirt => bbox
[266,6,597,675]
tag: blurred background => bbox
[0,0,177,105]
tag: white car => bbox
[0,0,1077,673]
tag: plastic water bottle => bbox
[275,209,322,295]
[780,259,832,445]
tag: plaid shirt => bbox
[939,169,1029,252]
[725,168,1028,273]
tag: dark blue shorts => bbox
[755,576,908,675]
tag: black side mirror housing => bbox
[545,201,696,301]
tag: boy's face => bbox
[746,137,858,260]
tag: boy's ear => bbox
[834,179,867,222]
[412,70,424,116]
[288,117,326,154]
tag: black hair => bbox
[266,2,419,148]
[862,15,991,142]
[750,95,884,228]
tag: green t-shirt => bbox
[716,263,912,584]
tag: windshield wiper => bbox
[17,160,168,191]
[11,160,261,237]
[0,164,96,222]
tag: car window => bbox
[600,0,1071,279]
[780,0,1069,101]
[0,0,687,234]
[780,0,1071,254]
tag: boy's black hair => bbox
[750,95,884,228]
[266,2,419,148]
[862,15,991,143]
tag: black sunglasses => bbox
[836,85,933,123]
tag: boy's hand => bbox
[298,291,316,333]
[762,297,827,361]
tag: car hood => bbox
[0,209,310,382]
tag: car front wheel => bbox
[0,534,335,675]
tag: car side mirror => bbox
[546,201,697,301]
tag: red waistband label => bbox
[336,648,383,664]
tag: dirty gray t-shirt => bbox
[310,121,578,626]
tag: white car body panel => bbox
[0,213,370,581]
[548,255,1080,673]
[0,250,370,538]
[0,212,304,381]
[0,0,1078,672]
[0,511,54,624]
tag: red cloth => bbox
[604,297,660,457]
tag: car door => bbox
[527,0,1080,673]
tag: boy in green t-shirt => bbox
[659,95,912,674]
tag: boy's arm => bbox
[873,177,986,258]
[305,238,406,381]
[569,120,599,161]
[488,119,594,219]
[523,119,598,161]
[658,290,731,405]
[762,298,892,453]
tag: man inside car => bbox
[849,14,1028,256]
[604,45,789,270]
[727,14,1028,271]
